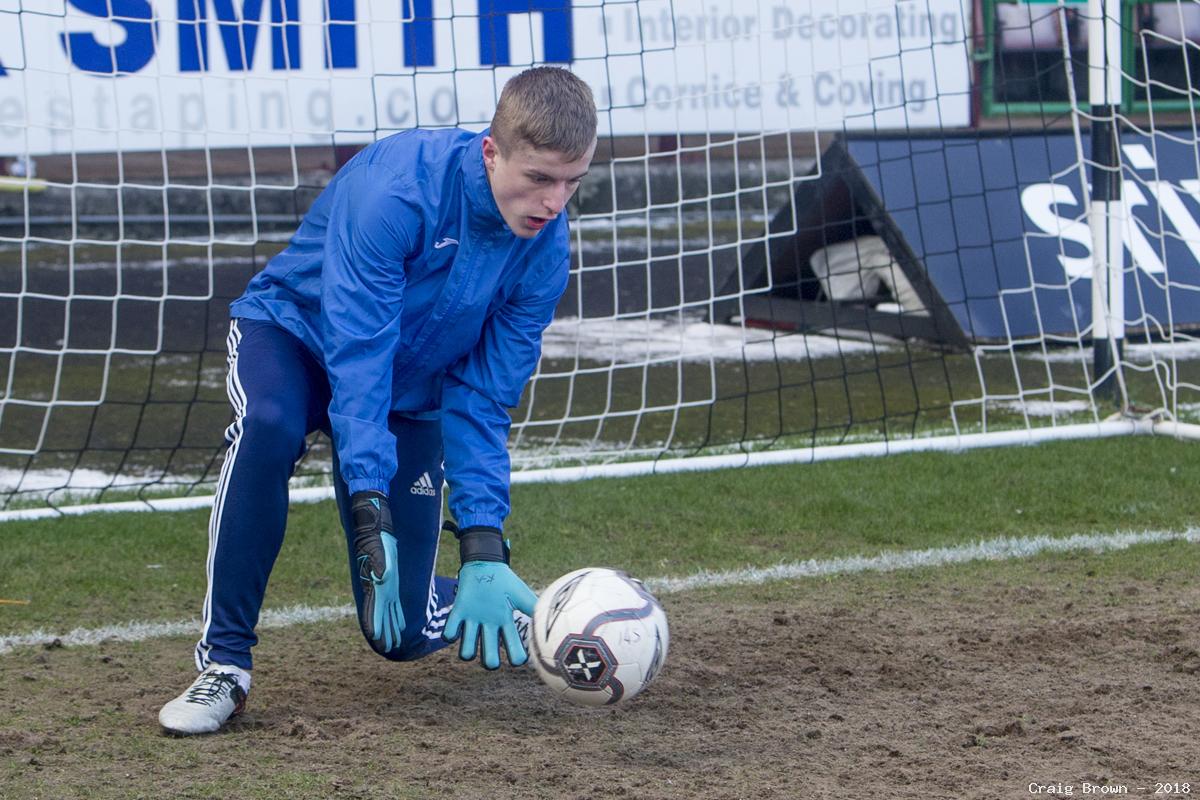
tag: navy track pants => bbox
[194,318,456,672]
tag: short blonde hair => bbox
[491,67,597,160]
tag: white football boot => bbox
[159,665,250,735]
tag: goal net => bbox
[2,0,1198,516]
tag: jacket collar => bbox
[462,129,509,233]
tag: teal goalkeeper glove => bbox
[442,527,537,670]
[351,491,405,655]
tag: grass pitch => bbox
[2,532,1198,800]
[0,435,1197,637]
[2,434,1200,800]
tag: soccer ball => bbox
[529,567,669,706]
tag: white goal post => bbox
[2,0,1200,518]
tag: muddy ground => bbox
[2,553,1198,800]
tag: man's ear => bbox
[482,135,499,172]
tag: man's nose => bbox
[543,183,568,214]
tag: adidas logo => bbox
[409,471,438,497]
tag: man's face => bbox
[482,135,596,238]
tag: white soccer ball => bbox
[529,567,669,707]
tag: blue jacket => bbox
[230,128,570,531]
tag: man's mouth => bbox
[525,216,549,231]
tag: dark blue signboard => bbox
[845,131,1200,343]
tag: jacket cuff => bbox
[348,478,390,496]
[454,512,504,532]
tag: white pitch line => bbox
[0,604,358,657]
[2,528,1197,656]
[645,528,1200,593]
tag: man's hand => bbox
[351,491,405,655]
[442,527,536,669]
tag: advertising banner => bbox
[844,131,1200,342]
[0,0,971,155]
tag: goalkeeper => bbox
[159,67,597,736]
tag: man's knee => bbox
[360,630,427,662]
[239,400,307,459]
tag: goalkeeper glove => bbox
[351,491,405,655]
[442,526,536,669]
